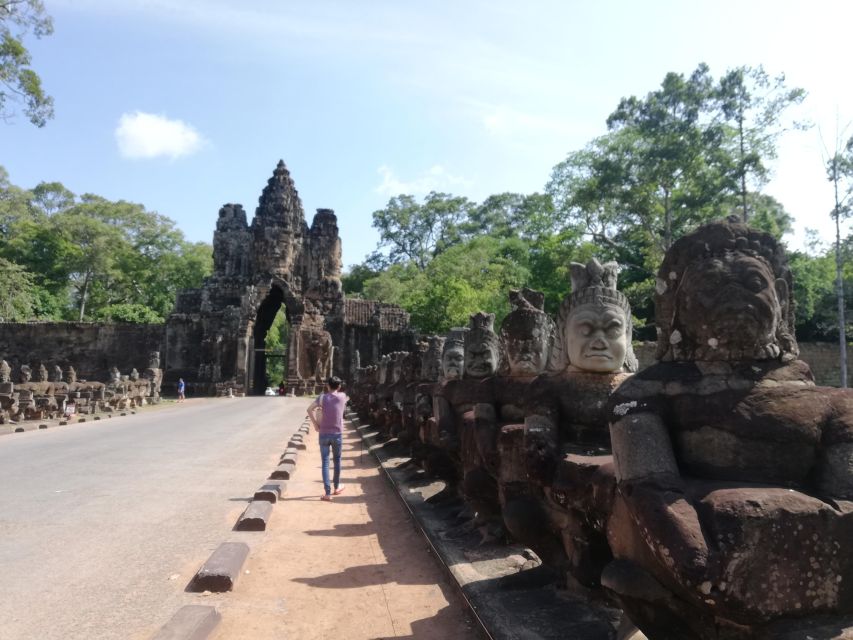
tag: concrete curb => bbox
[253,482,286,503]
[235,501,273,531]
[269,462,295,480]
[151,605,221,640]
[280,452,298,465]
[187,542,249,592]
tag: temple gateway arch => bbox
[165,160,413,396]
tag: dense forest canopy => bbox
[345,64,853,341]
[0,166,213,322]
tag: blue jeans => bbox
[319,433,342,495]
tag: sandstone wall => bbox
[0,322,165,381]
[635,340,853,387]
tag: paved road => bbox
[0,396,312,640]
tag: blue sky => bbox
[3,0,853,268]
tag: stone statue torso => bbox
[611,359,851,488]
[529,371,632,449]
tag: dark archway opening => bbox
[252,286,291,396]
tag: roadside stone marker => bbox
[151,605,221,640]
[253,482,287,503]
[187,542,249,593]
[235,501,273,531]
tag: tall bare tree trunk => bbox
[77,271,91,322]
[739,116,749,223]
[835,175,848,388]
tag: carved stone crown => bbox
[509,288,545,313]
[549,258,637,373]
[442,327,468,353]
[569,259,630,313]
[468,312,495,333]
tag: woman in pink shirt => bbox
[307,376,348,501]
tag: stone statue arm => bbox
[434,395,455,437]
[818,392,853,499]
[523,412,558,485]
[610,411,713,585]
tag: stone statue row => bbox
[348,217,853,640]
[0,352,164,423]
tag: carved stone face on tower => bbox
[441,329,466,381]
[500,288,553,377]
[465,312,500,378]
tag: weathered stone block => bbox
[186,542,249,592]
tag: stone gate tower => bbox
[165,160,413,395]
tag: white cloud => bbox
[374,165,471,197]
[115,111,206,160]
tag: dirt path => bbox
[209,421,480,640]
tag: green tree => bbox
[30,180,73,215]
[0,170,213,321]
[716,66,807,222]
[825,132,853,385]
[364,235,532,334]
[0,255,36,320]
[370,192,473,270]
[789,249,838,341]
[341,263,378,297]
[734,193,794,238]
[605,63,729,254]
[462,192,559,242]
[264,308,290,385]
[0,165,33,235]
[0,0,54,126]
[95,303,163,324]
[59,209,125,320]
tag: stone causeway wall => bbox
[0,322,165,382]
[1,321,851,388]
[633,340,853,387]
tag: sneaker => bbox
[321,494,332,501]
[333,486,346,495]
